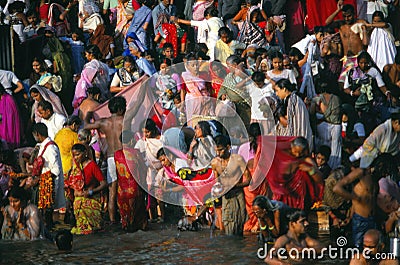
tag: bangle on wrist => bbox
[350,90,354,96]
[260,224,267,231]
[65,8,69,11]
[308,168,316,176]
[269,225,275,231]
[88,189,93,196]
[385,90,391,96]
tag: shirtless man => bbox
[349,229,399,265]
[211,135,251,236]
[333,154,394,248]
[265,211,323,265]
[85,96,126,224]
[325,1,369,83]
[78,86,101,123]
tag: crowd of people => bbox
[1,0,400,263]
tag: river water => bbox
[1,222,350,265]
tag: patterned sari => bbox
[65,160,103,235]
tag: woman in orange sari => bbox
[65,144,107,235]
[238,122,268,232]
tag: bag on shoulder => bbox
[31,141,55,177]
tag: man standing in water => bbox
[265,211,323,265]
[211,135,251,235]
[334,154,397,248]
[325,1,369,83]
[85,96,126,224]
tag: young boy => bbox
[315,145,332,179]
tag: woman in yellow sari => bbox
[65,144,107,235]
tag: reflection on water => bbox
[1,226,349,265]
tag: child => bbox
[59,30,85,75]
[214,27,246,64]
[248,71,276,134]
[315,145,332,179]
[55,229,73,251]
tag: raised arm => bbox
[333,167,363,201]
[325,0,343,25]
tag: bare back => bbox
[98,115,124,157]
[79,98,100,122]
[352,173,376,218]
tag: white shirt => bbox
[38,137,65,209]
[247,83,274,120]
[343,67,385,89]
[0,69,20,94]
[40,113,67,140]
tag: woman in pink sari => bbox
[73,45,110,112]
[238,122,268,232]
[0,85,21,148]
[180,53,213,125]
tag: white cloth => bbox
[344,67,385,89]
[39,137,65,209]
[106,156,117,183]
[291,34,313,55]
[191,17,224,61]
[316,122,342,169]
[83,13,103,32]
[40,113,67,140]
[367,27,397,72]
[247,83,274,120]
[266,69,297,84]
[0,69,20,94]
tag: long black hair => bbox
[249,122,261,153]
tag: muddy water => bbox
[1,224,349,265]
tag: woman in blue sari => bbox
[126,0,152,51]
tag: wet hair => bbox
[371,153,399,179]
[342,4,355,14]
[163,42,173,50]
[71,143,87,153]
[197,121,212,137]
[85,45,102,59]
[38,100,53,113]
[204,6,218,18]
[156,147,166,159]
[143,118,159,137]
[249,122,262,153]
[87,86,101,96]
[391,112,400,122]
[108,96,126,114]
[32,122,48,137]
[288,47,304,60]
[77,129,91,142]
[8,187,28,203]
[218,27,232,38]
[288,211,307,223]
[372,11,385,22]
[64,115,82,127]
[317,145,331,160]
[252,71,265,83]
[269,50,284,61]
[226,55,241,65]
[275,78,296,92]
[121,130,134,144]
[291,137,309,152]
[252,195,277,212]
[214,135,231,147]
[314,26,325,34]
[55,230,73,251]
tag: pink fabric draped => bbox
[253,136,323,210]
[0,94,21,148]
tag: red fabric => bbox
[132,0,140,10]
[306,0,357,31]
[82,160,105,186]
[38,3,50,23]
[285,0,306,47]
[209,62,229,98]
[115,147,147,230]
[161,23,178,57]
[253,136,323,210]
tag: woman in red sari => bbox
[238,123,268,232]
[65,144,107,235]
[209,61,228,98]
[115,131,148,232]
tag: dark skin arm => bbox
[333,167,363,201]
